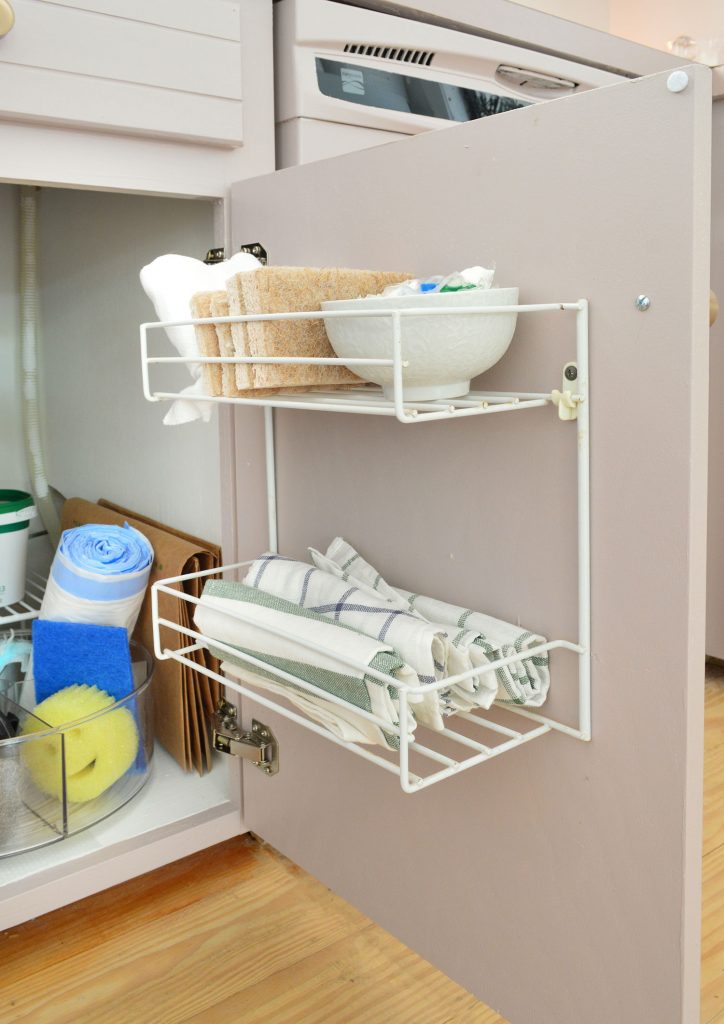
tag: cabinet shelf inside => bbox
[0,571,46,627]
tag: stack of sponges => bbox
[21,621,140,804]
[192,266,412,397]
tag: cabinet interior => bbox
[0,183,239,898]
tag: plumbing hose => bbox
[19,186,60,548]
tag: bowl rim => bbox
[321,285,519,311]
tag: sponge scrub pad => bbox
[21,685,139,803]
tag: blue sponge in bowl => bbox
[31,620,147,773]
[32,620,135,705]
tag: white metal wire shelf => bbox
[140,300,588,425]
[0,570,45,627]
[146,296,590,791]
[152,559,590,794]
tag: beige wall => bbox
[38,188,223,545]
[609,0,724,61]
[513,0,609,32]
[0,185,224,546]
[515,0,724,61]
[0,187,30,494]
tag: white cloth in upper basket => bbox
[139,251,261,425]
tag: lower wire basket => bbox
[0,632,154,858]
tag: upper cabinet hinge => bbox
[239,242,268,265]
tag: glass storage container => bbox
[0,632,154,857]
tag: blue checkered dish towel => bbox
[242,554,462,729]
[194,579,417,749]
[310,538,550,708]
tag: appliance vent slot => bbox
[343,43,434,66]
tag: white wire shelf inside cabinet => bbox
[140,300,588,425]
[151,560,591,795]
[0,571,46,627]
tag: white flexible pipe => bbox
[19,186,60,548]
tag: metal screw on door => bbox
[635,295,651,312]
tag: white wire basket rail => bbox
[0,570,45,627]
[152,560,589,794]
[145,297,591,791]
[140,300,588,425]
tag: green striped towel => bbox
[194,579,417,750]
[242,553,455,730]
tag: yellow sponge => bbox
[21,685,139,803]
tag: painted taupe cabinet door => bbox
[227,66,711,1024]
[708,99,724,657]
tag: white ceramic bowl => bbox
[321,287,519,401]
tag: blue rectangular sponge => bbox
[32,620,134,705]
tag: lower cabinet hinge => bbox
[213,699,279,776]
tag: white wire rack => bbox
[146,298,590,792]
[140,301,587,424]
[152,560,587,794]
[0,571,45,627]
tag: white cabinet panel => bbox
[41,0,241,40]
[0,0,243,144]
[0,0,274,196]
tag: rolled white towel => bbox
[312,538,549,708]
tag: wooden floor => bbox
[2,670,723,1024]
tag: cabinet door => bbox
[0,0,274,197]
[227,66,710,1024]
[708,99,724,656]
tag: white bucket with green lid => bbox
[0,491,37,607]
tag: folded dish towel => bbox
[194,579,417,749]
[309,540,498,711]
[243,554,453,729]
[311,538,549,708]
[396,589,549,707]
[40,524,154,634]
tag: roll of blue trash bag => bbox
[40,523,154,634]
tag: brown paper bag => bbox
[60,498,222,775]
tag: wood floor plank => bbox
[1,835,265,987]
[702,843,724,1023]
[0,671,722,1024]
[181,923,505,1024]
[2,844,369,1024]
[704,743,724,859]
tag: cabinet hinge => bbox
[212,699,279,776]
[203,247,225,265]
[239,242,268,265]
